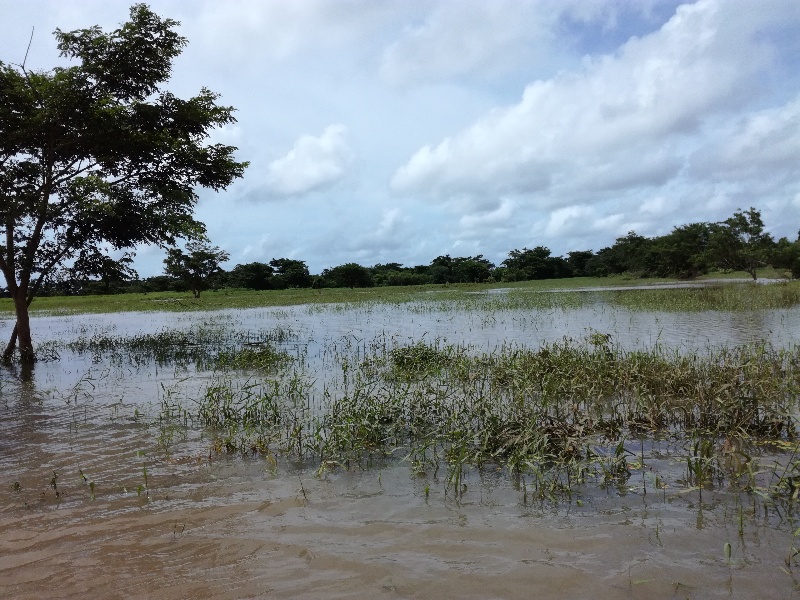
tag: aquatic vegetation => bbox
[607,281,800,312]
[181,332,800,504]
[10,282,800,512]
[215,344,293,372]
[59,323,296,369]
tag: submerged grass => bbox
[607,281,800,312]
[53,323,296,369]
[12,276,800,507]
[195,333,800,503]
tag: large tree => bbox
[269,258,312,289]
[322,262,374,289]
[0,4,247,361]
[706,208,774,280]
[164,240,229,298]
[228,261,274,291]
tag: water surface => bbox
[1,295,799,598]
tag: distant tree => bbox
[429,255,453,283]
[164,240,229,298]
[139,274,180,293]
[229,262,273,290]
[503,247,557,280]
[772,235,800,279]
[0,5,247,362]
[429,255,493,283]
[385,270,430,286]
[371,262,404,286]
[451,255,494,283]
[706,208,775,280]
[322,262,373,288]
[566,250,594,277]
[585,232,653,277]
[270,258,312,288]
[72,250,138,294]
[650,223,711,278]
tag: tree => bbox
[772,235,800,279]
[0,4,247,362]
[503,247,557,280]
[72,250,138,294]
[228,261,273,290]
[428,254,494,283]
[269,258,312,288]
[451,255,494,283]
[706,208,775,280]
[649,223,711,278]
[585,232,652,277]
[322,262,373,288]
[164,240,229,298]
[566,250,594,277]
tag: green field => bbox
[2,270,796,316]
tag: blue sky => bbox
[2,0,800,276]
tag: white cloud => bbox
[378,0,680,88]
[263,125,352,196]
[458,199,515,231]
[391,0,790,206]
[379,1,554,87]
[639,196,669,216]
[375,208,404,238]
[691,95,800,181]
[189,0,410,64]
[544,205,596,237]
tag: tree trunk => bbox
[2,322,18,362]
[12,291,35,363]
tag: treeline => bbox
[31,207,800,296]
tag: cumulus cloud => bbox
[544,205,596,238]
[391,0,796,208]
[379,0,553,87]
[263,125,353,196]
[190,0,410,65]
[690,95,800,181]
[458,199,515,232]
[351,208,410,254]
[378,0,678,87]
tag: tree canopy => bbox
[706,208,774,280]
[164,240,229,298]
[0,4,247,361]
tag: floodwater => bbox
[2,294,800,599]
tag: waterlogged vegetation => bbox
[31,300,800,506]
[4,281,800,596]
[607,280,800,312]
[146,332,800,507]
[4,271,800,317]
[45,321,296,370]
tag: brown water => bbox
[2,298,800,599]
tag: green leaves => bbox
[0,4,247,360]
[164,240,230,298]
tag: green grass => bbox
[608,280,800,311]
[43,322,296,368]
[1,271,794,319]
[195,335,800,502]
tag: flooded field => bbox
[2,288,800,598]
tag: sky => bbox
[2,0,800,277]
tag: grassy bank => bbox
[2,271,797,317]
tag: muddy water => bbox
[2,297,800,599]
